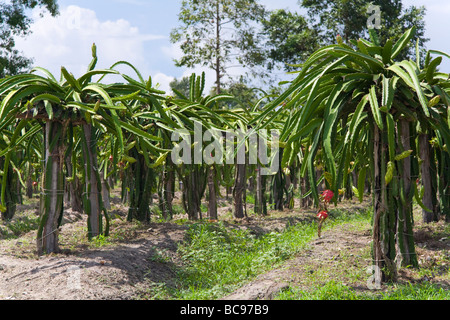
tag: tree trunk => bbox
[16,170,22,205]
[0,168,17,221]
[65,159,83,213]
[101,170,111,211]
[372,125,384,285]
[26,175,33,199]
[128,152,152,223]
[436,148,450,222]
[254,163,267,215]
[207,166,218,220]
[166,166,174,217]
[268,148,283,211]
[372,125,397,285]
[161,161,174,220]
[396,119,417,267]
[285,168,294,209]
[81,123,108,239]
[419,133,439,223]
[300,174,312,208]
[121,168,129,204]
[345,172,353,200]
[37,121,64,255]
[233,163,246,218]
[226,186,232,201]
[182,165,205,220]
[70,174,83,213]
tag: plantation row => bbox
[0,28,449,286]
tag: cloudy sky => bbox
[14,0,450,93]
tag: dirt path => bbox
[0,198,448,300]
[221,225,372,300]
[0,219,187,300]
[0,213,372,300]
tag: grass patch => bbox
[168,208,372,300]
[276,281,450,300]
[60,217,144,251]
[246,193,255,204]
[380,282,450,300]
[276,281,372,300]
[0,215,40,239]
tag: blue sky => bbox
[14,0,450,93]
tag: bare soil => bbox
[0,194,448,300]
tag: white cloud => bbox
[161,43,183,61]
[14,5,165,79]
[152,72,175,93]
[260,0,298,11]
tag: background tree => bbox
[262,0,428,73]
[262,9,319,72]
[220,80,260,109]
[169,76,191,98]
[301,0,428,59]
[0,0,59,77]
[170,0,266,94]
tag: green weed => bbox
[0,215,39,239]
[381,282,450,300]
[90,234,112,247]
[172,208,372,299]
[276,281,450,300]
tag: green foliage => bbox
[89,234,111,248]
[381,283,450,300]
[176,221,315,299]
[261,0,429,75]
[174,208,371,299]
[0,215,39,239]
[276,281,450,300]
[219,81,261,109]
[169,76,191,99]
[254,25,450,282]
[0,43,176,249]
[0,0,59,77]
[301,0,428,61]
[262,9,320,72]
[277,281,368,300]
[245,193,255,204]
[0,0,448,297]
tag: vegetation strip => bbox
[142,208,372,300]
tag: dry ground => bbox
[0,192,448,300]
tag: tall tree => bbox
[170,0,266,94]
[0,0,59,77]
[220,80,260,109]
[301,0,428,59]
[262,9,320,72]
[169,76,191,98]
[263,0,428,72]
